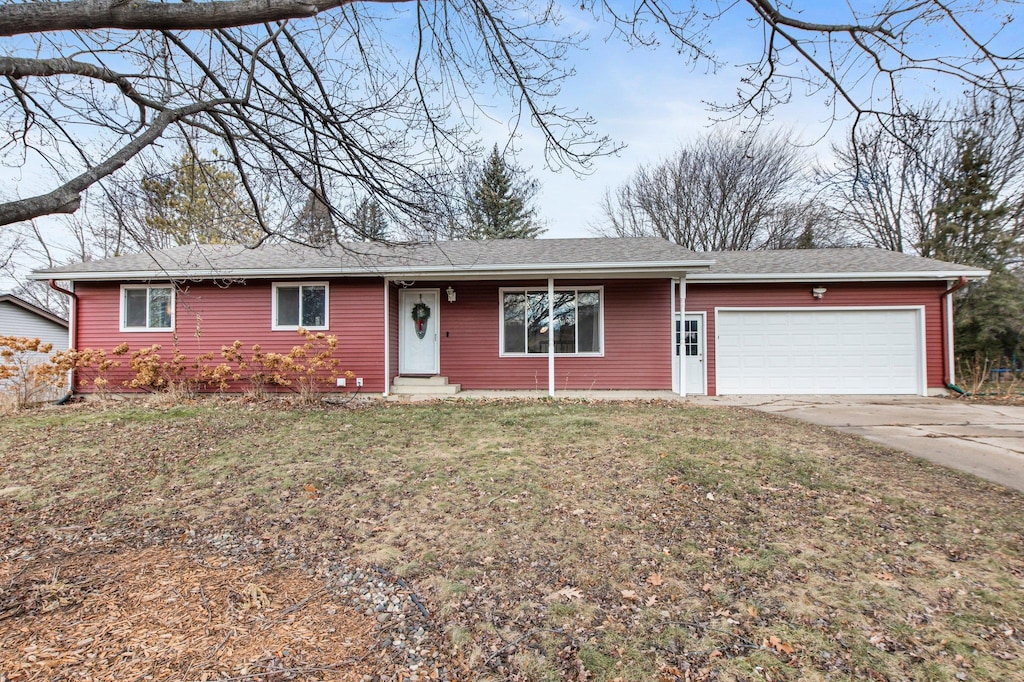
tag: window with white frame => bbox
[272,282,328,330]
[120,285,174,332]
[500,287,602,355]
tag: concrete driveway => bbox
[692,395,1024,493]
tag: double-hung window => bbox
[120,285,174,332]
[500,287,602,355]
[272,282,329,330]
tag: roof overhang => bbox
[0,294,68,327]
[30,259,717,282]
[687,270,990,283]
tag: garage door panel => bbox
[716,309,922,395]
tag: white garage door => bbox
[716,308,924,395]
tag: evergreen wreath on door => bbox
[411,301,431,339]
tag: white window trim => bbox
[119,284,175,333]
[271,281,330,331]
[498,285,605,357]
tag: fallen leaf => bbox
[647,573,664,586]
[765,635,794,655]
[620,589,638,601]
[558,587,583,601]
[706,492,715,501]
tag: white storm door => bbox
[683,314,706,394]
[399,289,440,375]
[673,313,706,395]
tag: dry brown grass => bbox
[2,398,1023,681]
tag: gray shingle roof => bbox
[692,248,988,280]
[31,238,711,280]
[30,238,986,282]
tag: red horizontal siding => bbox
[684,281,949,395]
[73,279,386,394]
[435,279,671,390]
[73,275,947,396]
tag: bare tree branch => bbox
[0,98,241,226]
[0,0,408,37]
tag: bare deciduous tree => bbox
[826,97,1024,261]
[0,1,1021,237]
[595,132,826,250]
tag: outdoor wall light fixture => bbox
[446,286,457,303]
[811,286,828,299]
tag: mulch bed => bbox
[0,544,379,681]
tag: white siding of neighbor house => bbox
[0,301,69,350]
[0,301,69,402]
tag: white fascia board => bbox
[29,259,717,282]
[689,270,990,283]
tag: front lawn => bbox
[1,399,1022,681]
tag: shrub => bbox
[44,330,351,403]
[49,345,125,399]
[0,336,64,409]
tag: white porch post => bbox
[383,278,390,397]
[670,279,677,394]
[678,275,687,397]
[548,277,555,397]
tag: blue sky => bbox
[485,1,1021,238]
[493,3,856,238]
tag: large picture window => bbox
[120,285,174,332]
[501,288,602,355]
[272,283,328,330]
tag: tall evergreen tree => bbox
[923,134,1014,268]
[928,134,1024,362]
[141,150,258,246]
[465,146,543,240]
[291,190,337,246]
[349,197,390,242]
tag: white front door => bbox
[673,313,706,395]
[399,289,440,375]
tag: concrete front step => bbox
[393,375,451,386]
[391,375,461,395]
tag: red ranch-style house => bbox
[31,238,988,398]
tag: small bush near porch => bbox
[1,400,1021,681]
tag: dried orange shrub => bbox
[36,330,350,402]
[221,329,352,402]
[48,344,126,398]
[0,336,63,408]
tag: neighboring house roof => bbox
[690,248,989,282]
[0,293,68,328]
[30,238,715,281]
[28,239,987,283]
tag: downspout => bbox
[48,279,78,398]
[941,276,969,394]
